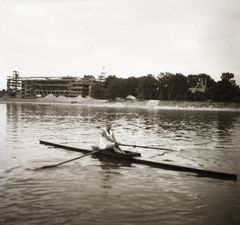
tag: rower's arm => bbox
[102,131,115,143]
[111,132,118,143]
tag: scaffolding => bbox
[7,72,96,98]
[7,71,22,97]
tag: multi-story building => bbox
[7,71,96,98]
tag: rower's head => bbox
[106,122,112,130]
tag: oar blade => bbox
[35,164,58,170]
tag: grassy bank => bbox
[1,97,240,111]
[156,100,240,110]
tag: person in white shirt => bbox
[99,122,126,154]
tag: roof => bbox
[126,95,136,100]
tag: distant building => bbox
[188,78,207,93]
[7,71,96,98]
[97,71,106,83]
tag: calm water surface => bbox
[0,103,240,225]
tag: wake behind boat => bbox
[39,139,237,181]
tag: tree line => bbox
[91,72,240,102]
[0,89,7,98]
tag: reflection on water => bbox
[1,103,240,225]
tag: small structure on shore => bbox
[126,95,136,100]
[188,79,206,93]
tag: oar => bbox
[119,143,176,152]
[35,148,103,170]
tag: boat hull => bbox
[39,139,237,181]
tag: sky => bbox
[1,0,240,90]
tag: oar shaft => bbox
[119,144,175,151]
[54,149,102,167]
[35,148,102,170]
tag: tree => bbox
[92,72,240,102]
[123,77,139,97]
[187,74,199,89]
[217,72,238,102]
[197,73,216,88]
[0,89,7,97]
[221,72,234,81]
[170,73,188,100]
[105,78,125,100]
[137,74,158,100]
[91,83,105,99]
[157,72,174,100]
[104,75,118,88]
[136,83,145,100]
[157,73,188,100]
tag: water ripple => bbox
[1,104,240,225]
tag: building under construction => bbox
[7,71,96,98]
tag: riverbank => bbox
[1,96,240,111]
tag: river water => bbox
[0,103,240,225]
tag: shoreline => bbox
[1,97,240,111]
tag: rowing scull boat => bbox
[39,139,237,181]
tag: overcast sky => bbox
[1,0,240,90]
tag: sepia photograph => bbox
[0,0,240,224]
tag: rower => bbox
[99,122,126,154]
